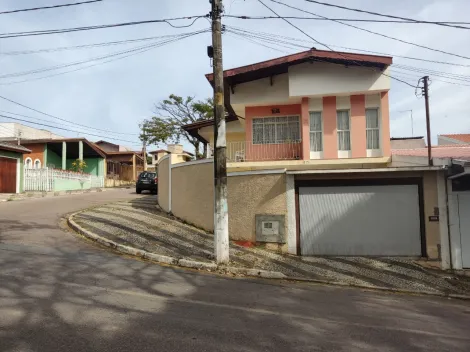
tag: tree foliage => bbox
[140,94,213,158]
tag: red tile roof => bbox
[393,145,470,161]
[206,49,392,83]
[440,134,470,143]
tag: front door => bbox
[458,193,470,268]
[0,157,17,193]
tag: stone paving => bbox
[72,195,470,296]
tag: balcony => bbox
[225,140,302,162]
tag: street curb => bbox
[67,211,470,300]
[67,211,276,278]
[282,276,470,300]
[2,187,130,203]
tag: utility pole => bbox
[142,140,147,171]
[423,76,432,166]
[210,0,229,264]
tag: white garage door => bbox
[299,184,422,256]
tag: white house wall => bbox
[288,62,391,98]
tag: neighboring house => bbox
[20,138,106,176]
[393,145,470,270]
[0,142,31,193]
[390,136,426,149]
[94,140,144,181]
[95,140,133,152]
[438,134,470,145]
[0,123,64,141]
[149,144,193,165]
[161,48,448,264]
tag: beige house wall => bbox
[170,161,287,244]
[171,162,214,230]
[228,173,287,242]
[157,157,171,212]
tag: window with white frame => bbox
[337,110,351,151]
[25,157,32,169]
[34,159,41,169]
[366,108,380,150]
[252,116,300,144]
[309,112,323,152]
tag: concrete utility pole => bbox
[142,140,147,171]
[423,76,432,166]
[211,0,229,264]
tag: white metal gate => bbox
[299,184,422,256]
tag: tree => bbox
[140,94,213,158]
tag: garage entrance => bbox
[298,180,424,256]
[456,193,470,268]
[0,157,17,193]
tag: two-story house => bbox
[177,49,445,261]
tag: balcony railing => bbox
[225,140,302,162]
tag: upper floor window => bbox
[252,115,300,144]
[366,108,380,150]
[309,112,323,152]
[337,110,351,151]
[34,159,41,169]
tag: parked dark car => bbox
[136,172,158,194]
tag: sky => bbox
[0,0,469,153]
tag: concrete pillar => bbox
[300,97,310,160]
[447,179,463,269]
[78,140,83,161]
[437,171,450,269]
[351,95,367,158]
[286,174,297,254]
[62,141,67,170]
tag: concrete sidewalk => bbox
[0,187,132,202]
[70,196,470,297]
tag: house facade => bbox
[149,144,193,165]
[165,49,447,264]
[0,142,31,193]
[20,138,106,176]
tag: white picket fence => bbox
[24,168,104,192]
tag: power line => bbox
[0,30,209,80]
[256,0,416,88]
[0,95,140,136]
[0,114,141,145]
[301,0,470,30]
[0,15,209,39]
[0,0,102,15]
[224,14,470,25]
[226,25,470,68]
[0,33,188,56]
[0,30,209,85]
[268,0,470,61]
[390,71,470,87]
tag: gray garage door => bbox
[299,184,422,256]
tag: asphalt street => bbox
[0,189,469,352]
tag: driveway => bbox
[72,196,470,296]
[1,190,470,351]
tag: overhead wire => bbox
[224,14,470,25]
[227,25,470,87]
[0,95,139,136]
[0,114,141,144]
[226,25,470,68]
[0,0,102,15]
[256,0,416,88]
[0,30,209,85]
[268,0,470,61]
[0,29,209,80]
[0,15,209,39]
[301,0,470,30]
